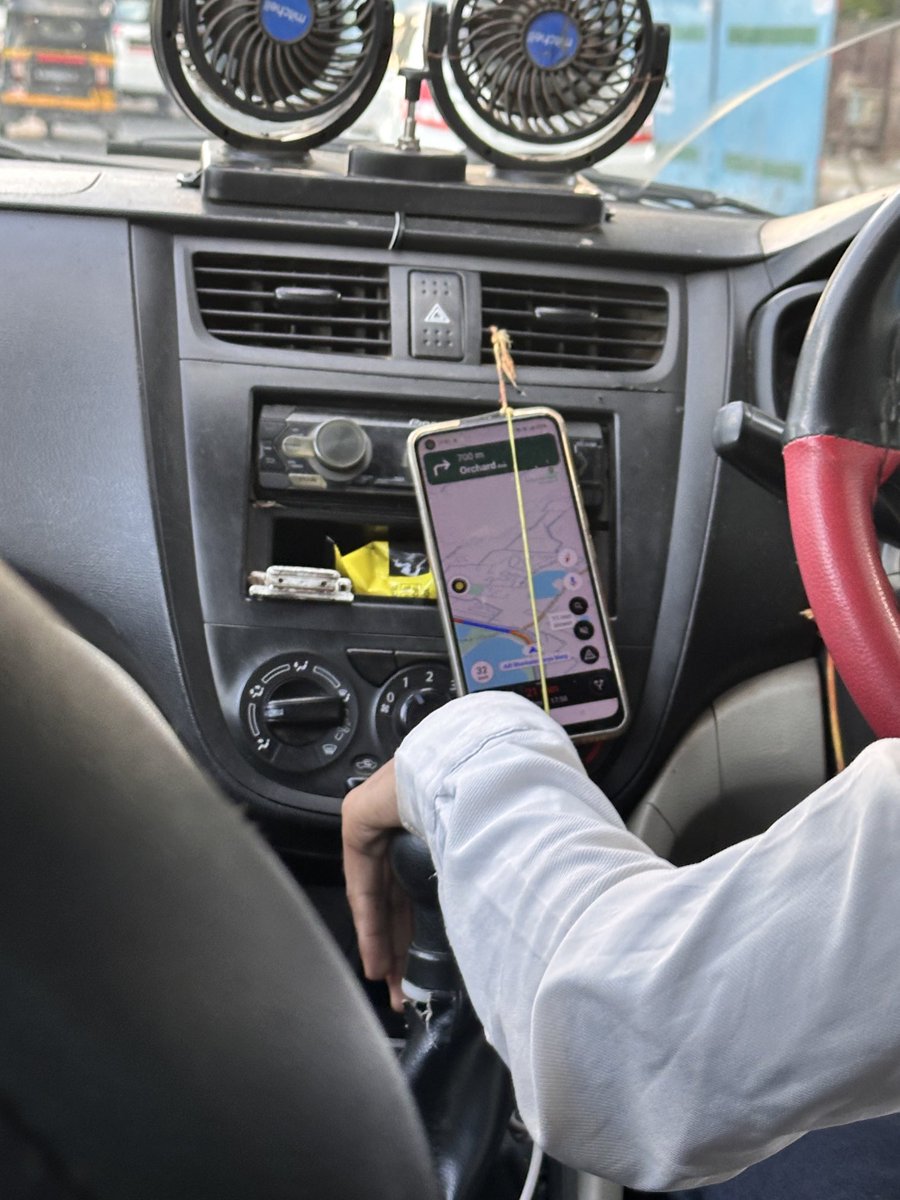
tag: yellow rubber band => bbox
[504,406,551,715]
[490,325,549,715]
[825,652,846,774]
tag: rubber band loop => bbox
[490,326,550,716]
[503,406,551,714]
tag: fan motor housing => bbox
[524,11,581,71]
[259,0,315,44]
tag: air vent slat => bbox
[196,266,389,287]
[197,309,391,328]
[519,332,666,350]
[198,289,388,309]
[205,331,390,349]
[511,352,655,368]
[481,273,668,372]
[194,251,391,357]
[484,308,667,332]
[483,290,667,311]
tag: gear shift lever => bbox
[390,830,459,995]
[390,831,515,1200]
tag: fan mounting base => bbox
[348,143,467,183]
[200,141,604,227]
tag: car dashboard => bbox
[0,157,889,855]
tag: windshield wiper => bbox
[585,171,771,216]
[107,136,203,161]
[0,136,63,163]
[0,134,204,171]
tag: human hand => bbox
[342,760,412,1011]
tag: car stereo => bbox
[255,402,610,520]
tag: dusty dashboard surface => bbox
[2,176,867,827]
[0,0,887,830]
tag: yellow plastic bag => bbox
[334,541,436,600]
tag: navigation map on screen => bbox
[416,414,621,728]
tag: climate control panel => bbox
[235,645,454,798]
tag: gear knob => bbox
[389,832,459,994]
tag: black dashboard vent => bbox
[481,274,668,371]
[193,253,391,356]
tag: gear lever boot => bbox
[390,832,514,1200]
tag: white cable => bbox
[517,1139,544,1200]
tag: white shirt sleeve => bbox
[394,690,900,1192]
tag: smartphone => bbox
[408,407,627,741]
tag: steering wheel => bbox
[784,188,900,740]
[0,560,438,1200]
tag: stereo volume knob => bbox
[312,418,372,479]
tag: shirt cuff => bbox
[394,691,585,845]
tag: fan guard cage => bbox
[424,0,667,171]
[152,0,393,151]
[448,0,653,145]
[185,0,382,121]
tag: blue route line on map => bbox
[454,617,519,635]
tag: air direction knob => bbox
[240,653,358,773]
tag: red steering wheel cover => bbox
[785,435,900,738]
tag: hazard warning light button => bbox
[409,270,464,361]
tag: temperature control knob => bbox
[376,663,455,752]
[240,653,358,772]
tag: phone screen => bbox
[413,412,625,736]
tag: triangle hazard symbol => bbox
[424,303,452,324]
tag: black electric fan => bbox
[151,0,394,152]
[149,0,668,225]
[426,0,669,172]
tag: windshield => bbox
[0,0,898,215]
[113,0,148,20]
[6,12,110,47]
